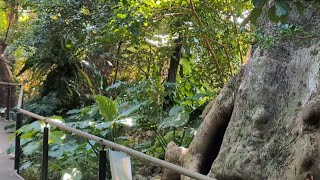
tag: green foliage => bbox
[255,30,275,49]
[16,105,111,179]
[12,0,117,110]
[16,79,201,178]
[0,7,6,37]
[25,92,62,116]
[95,95,118,121]
[255,23,308,49]
[7,0,259,178]
[12,0,253,98]
[159,107,189,129]
[104,80,200,157]
[249,0,306,24]
[274,1,289,17]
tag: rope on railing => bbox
[2,82,216,180]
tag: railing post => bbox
[14,112,23,173]
[41,125,49,180]
[99,146,107,180]
[6,85,11,120]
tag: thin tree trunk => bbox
[112,42,122,85]
[164,36,183,110]
[167,37,183,83]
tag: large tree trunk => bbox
[164,1,320,179]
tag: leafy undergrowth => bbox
[9,81,208,179]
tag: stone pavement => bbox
[0,119,21,180]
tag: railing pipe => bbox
[17,108,215,180]
[6,86,11,120]
[99,148,107,180]
[41,126,49,180]
[14,112,23,173]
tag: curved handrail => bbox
[16,84,23,109]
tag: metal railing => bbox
[0,82,20,120]
[0,82,215,180]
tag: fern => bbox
[95,95,118,121]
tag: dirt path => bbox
[0,119,21,180]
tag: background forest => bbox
[0,0,302,179]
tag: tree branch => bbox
[189,0,225,86]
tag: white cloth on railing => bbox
[0,107,6,114]
[109,149,132,180]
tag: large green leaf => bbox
[66,109,81,115]
[105,81,127,91]
[18,121,42,134]
[49,145,64,158]
[252,0,267,8]
[169,106,184,116]
[242,7,262,25]
[159,110,190,129]
[134,140,152,152]
[20,161,32,170]
[117,116,141,126]
[96,122,112,130]
[119,102,146,117]
[21,131,37,139]
[275,1,289,17]
[22,141,40,156]
[268,6,288,22]
[95,95,118,121]
[49,131,65,144]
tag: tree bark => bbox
[163,1,320,179]
[0,41,16,108]
[163,36,183,110]
[167,37,183,83]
